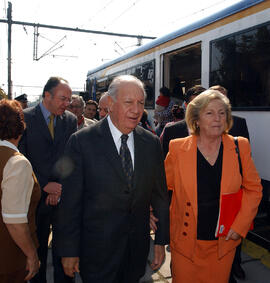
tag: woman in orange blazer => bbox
[165,89,262,283]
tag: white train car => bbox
[86,0,270,194]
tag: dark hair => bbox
[42,76,69,98]
[86,100,98,110]
[184,85,206,103]
[159,87,171,97]
[0,99,25,140]
[171,105,185,120]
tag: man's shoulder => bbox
[232,115,246,123]
[165,119,186,130]
[135,126,160,147]
[163,120,187,137]
[84,117,96,126]
[136,125,157,138]
[76,118,103,137]
[63,110,77,121]
[23,104,38,117]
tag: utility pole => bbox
[7,2,12,99]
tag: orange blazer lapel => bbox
[177,136,198,220]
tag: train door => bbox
[163,42,201,98]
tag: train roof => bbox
[87,0,264,77]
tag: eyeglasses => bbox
[57,96,72,104]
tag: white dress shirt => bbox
[107,116,134,168]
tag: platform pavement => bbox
[46,237,270,283]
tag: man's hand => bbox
[151,245,165,270]
[226,229,241,241]
[62,257,80,278]
[43,182,62,195]
[150,205,158,233]
[24,253,40,281]
[45,194,60,206]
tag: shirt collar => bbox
[39,101,52,122]
[0,140,19,152]
[107,115,133,142]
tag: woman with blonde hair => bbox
[165,89,262,282]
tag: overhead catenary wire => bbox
[103,0,142,30]
[81,0,116,28]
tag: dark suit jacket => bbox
[161,115,249,158]
[229,115,250,141]
[19,104,77,213]
[55,118,169,282]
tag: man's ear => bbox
[44,91,51,100]
[107,95,114,113]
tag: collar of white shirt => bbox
[0,139,19,152]
[107,115,134,167]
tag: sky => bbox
[0,0,242,101]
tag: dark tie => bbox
[120,134,133,189]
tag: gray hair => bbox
[107,75,146,100]
[71,94,85,108]
[99,91,108,102]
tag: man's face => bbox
[84,104,97,119]
[67,99,83,119]
[44,83,72,116]
[98,97,109,119]
[108,82,145,134]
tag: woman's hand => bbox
[24,253,40,281]
[226,228,241,241]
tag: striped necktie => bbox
[48,114,55,139]
[120,134,133,189]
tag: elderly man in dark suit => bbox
[55,75,170,283]
[19,77,77,283]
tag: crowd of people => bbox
[0,75,263,283]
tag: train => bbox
[86,0,270,247]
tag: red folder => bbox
[215,189,253,237]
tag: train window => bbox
[87,61,155,107]
[210,22,270,110]
[164,43,201,99]
[125,60,155,109]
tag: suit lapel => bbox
[179,136,198,220]
[34,105,53,142]
[132,127,145,190]
[98,119,128,186]
[54,113,65,144]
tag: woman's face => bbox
[197,99,227,138]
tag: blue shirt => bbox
[39,102,56,126]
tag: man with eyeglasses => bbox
[19,77,77,283]
[67,94,95,130]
